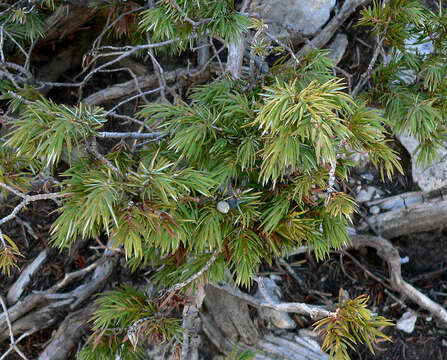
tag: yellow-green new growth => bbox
[313,290,394,360]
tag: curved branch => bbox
[349,234,447,324]
[210,282,333,320]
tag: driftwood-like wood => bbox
[84,65,216,106]
[0,253,117,342]
[202,309,329,360]
[43,4,98,43]
[350,234,447,324]
[203,285,260,346]
[365,191,447,238]
[38,305,94,360]
[7,249,48,305]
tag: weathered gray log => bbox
[365,191,447,238]
[0,299,72,341]
[7,249,48,305]
[202,285,329,360]
[203,285,259,347]
[257,334,329,360]
[38,305,94,360]
[43,4,98,43]
[83,65,216,106]
[255,276,296,329]
[0,253,117,341]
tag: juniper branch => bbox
[166,249,220,294]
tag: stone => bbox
[360,173,374,182]
[396,311,417,333]
[398,133,447,192]
[356,186,384,203]
[250,0,336,40]
[327,33,349,65]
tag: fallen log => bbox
[365,189,447,238]
[38,305,94,360]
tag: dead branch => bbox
[365,191,447,238]
[210,282,333,320]
[0,191,67,227]
[0,255,113,341]
[7,249,48,305]
[42,4,98,43]
[96,131,164,140]
[349,234,447,324]
[78,39,177,100]
[0,298,72,342]
[37,305,95,360]
[83,65,216,106]
[0,296,29,360]
[226,38,245,79]
[181,284,206,360]
[167,250,220,295]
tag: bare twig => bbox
[0,296,29,360]
[349,234,447,324]
[49,258,101,292]
[83,65,202,105]
[0,191,68,227]
[96,131,164,140]
[0,183,26,199]
[210,282,333,320]
[86,137,123,176]
[91,5,146,51]
[340,249,392,290]
[105,87,163,115]
[78,39,178,100]
[352,35,383,96]
[6,91,32,106]
[145,37,167,102]
[277,258,307,289]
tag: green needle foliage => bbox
[78,286,182,360]
[0,140,37,195]
[3,45,399,360]
[313,291,394,360]
[0,1,412,359]
[139,0,250,51]
[6,98,107,167]
[359,0,447,165]
[0,233,23,276]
